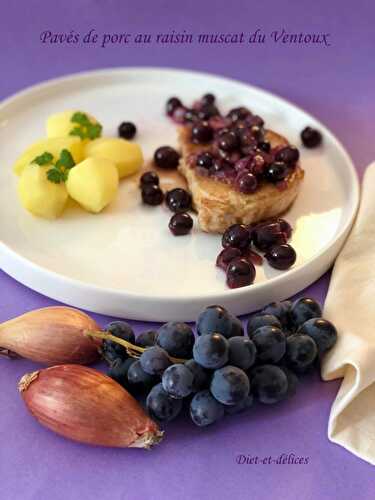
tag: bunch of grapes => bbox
[102,298,337,427]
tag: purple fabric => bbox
[1,1,374,498]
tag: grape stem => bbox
[85,331,186,364]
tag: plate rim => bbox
[0,66,360,305]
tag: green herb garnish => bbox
[32,151,54,166]
[55,149,75,170]
[31,149,75,184]
[47,149,75,183]
[46,168,65,184]
[69,111,102,140]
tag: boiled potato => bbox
[46,110,101,140]
[13,137,83,176]
[18,164,68,219]
[84,137,143,179]
[66,157,119,213]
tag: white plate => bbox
[0,68,359,321]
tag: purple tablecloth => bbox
[1,1,374,498]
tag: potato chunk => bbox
[13,137,83,176]
[66,157,119,213]
[84,137,143,179]
[18,164,69,219]
[46,110,102,140]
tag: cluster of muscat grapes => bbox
[14,110,143,219]
[102,300,337,427]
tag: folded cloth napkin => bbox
[322,162,375,465]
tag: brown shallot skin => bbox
[19,365,163,449]
[0,307,101,365]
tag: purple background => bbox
[1,1,374,499]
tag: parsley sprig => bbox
[32,151,54,165]
[69,112,102,140]
[32,149,75,184]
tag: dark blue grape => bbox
[146,383,183,422]
[136,330,158,348]
[105,321,135,343]
[108,358,136,387]
[196,305,244,338]
[210,366,250,405]
[226,258,256,289]
[225,394,254,415]
[157,322,195,358]
[301,127,322,148]
[290,298,322,329]
[297,318,337,354]
[252,223,287,251]
[252,326,286,363]
[191,122,214,144]
[227,106,252,123]
[264,162,289,183]
[285,334,318,372]
[250,365,288,404]
[142,184,164,205]
[169,212,193,236]
[127,360,159,391]
[140,171,159,187]
[275,146,300,165]
[262,301,292,329]
[230,316,245,337]
[185,359,211,392]
[118,121,136,140]
[265,243,296,270]
[193,333,229,369]
[216,247,242,271]
[247,314,282,338]
[228,336,256,370]
[280,367,299,399]
[101,344,124,365]
[166,97,182,116]
[202,93,216,105]
[162,364,194,399]
[222,224,250,250]
[140,346,171,376]
[103,320,135,359]
[166,188,192,213]
[190,390,225,426]
[154,146,180,169]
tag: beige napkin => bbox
[322,162,375,465]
